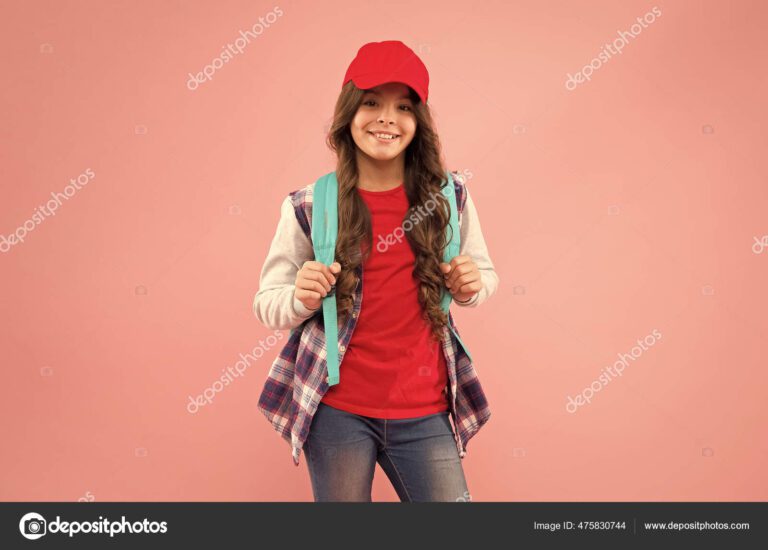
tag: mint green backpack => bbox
[311,171,472,387]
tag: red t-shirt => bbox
[320,182,450,419]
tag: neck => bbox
[355,151,405,192]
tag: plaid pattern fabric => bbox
[256,171,492,467]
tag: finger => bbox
[299,269,330,292]
[297,275,329,296]
[444,256,470,283]
[448,255,471,270]
[313,261,338,285]
[446,261,476,288]
[452,279,482,296]
[295,288,323,304]
[305,262,336,288]
[445,263,463,287]
[448,271,480,292]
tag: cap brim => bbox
[349,75,426,103]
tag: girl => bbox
[253,40,498,502]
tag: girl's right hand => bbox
[294,261,341,311]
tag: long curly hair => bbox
[325,81,454,342]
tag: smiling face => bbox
[350,82,418,164]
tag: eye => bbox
[361,99,412,111]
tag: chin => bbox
[366,149,402,161]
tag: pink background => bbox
[2,0,767,501]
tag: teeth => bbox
[372,132,397,140]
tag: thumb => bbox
[331,262,341,272]
[439,262,451,274]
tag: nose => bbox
[376,103,398,124]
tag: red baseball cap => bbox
[342,40,429,103]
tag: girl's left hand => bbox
[439,255,481,303]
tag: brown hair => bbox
[325,81,453,342]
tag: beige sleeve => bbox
[252,195,320,330]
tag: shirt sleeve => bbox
[252,195,320,330]
[454,184,499,308]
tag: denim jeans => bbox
[304,401,471,502]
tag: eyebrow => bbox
[364,90,413,100]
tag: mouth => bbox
[368,131,400,143]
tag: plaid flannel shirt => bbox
[254,171,495,466]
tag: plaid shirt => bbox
[256,171,493,467]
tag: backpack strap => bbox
[440,171,460,314]
[440,171,474,362]
[311,172,341,386]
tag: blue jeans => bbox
[304,401,471,502]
